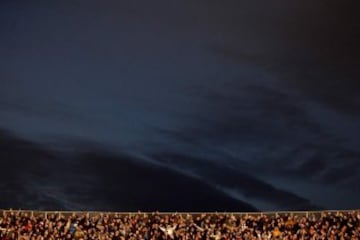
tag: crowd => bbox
[0,210,359,240]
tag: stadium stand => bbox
[0,210,359,239]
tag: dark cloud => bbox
[0,129,255,212]
[0,0,359,212]
[151,82,360,209]
[152,153,320,211]
[204,0,360,114]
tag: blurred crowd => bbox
[0,210,359,240]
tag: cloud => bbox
[203,0,360,115]
[152,153,320,211]
[0,129,256,212]
[150,79,360,210]
[0,0,359,212]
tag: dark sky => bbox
[0,0,359,211]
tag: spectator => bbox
[0,210,359,239]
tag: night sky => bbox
[0,0,359,212]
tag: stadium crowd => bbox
[0,210,359,240]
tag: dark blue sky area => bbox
[0,0,359,211]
